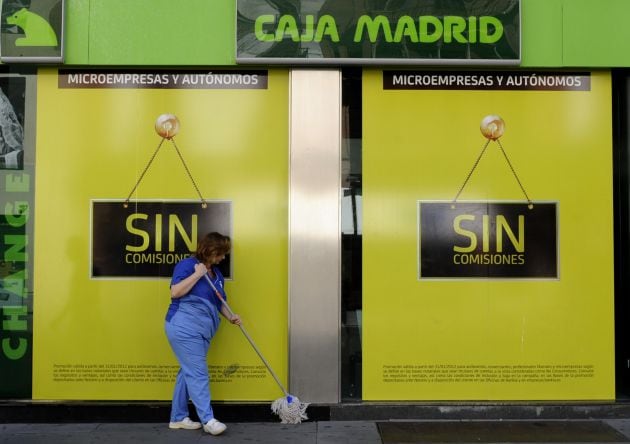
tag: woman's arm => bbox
[220,304,242,325]
[170,262,207,298]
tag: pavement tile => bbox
[2,419,630,444]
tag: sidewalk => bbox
[3,403,630,443]
[2,419,630,443]
[0,421,380,444]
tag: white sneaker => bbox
[203,418,227,435]
[169,416,202,430]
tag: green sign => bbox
[0,69,34,398]
[237,0,520,65]
[0,0,64,63]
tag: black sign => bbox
[237,0,520,64]
[91,201,232,279]
[58,69,268,90]
[419,202,557,279]
[384,71,591,91]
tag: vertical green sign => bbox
[0,71,33,397]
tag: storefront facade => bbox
[1,0,630,409]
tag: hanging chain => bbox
[452,139,533,208]
[497,139,532,207]
[124,137,207,208]
[124,138,166,207]
[170,138,207,208]
[452,139,490,205]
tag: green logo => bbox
[254,14,503,44]
[6,8,58,47]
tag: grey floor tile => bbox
[317,421,382,444]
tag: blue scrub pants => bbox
[165,295,219,424]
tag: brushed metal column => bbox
[289,69,341,403]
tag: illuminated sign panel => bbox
[237,0,520,65]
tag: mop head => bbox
[271,395,309,424]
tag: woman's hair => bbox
[195,232,231,264]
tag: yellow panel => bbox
[362,70,614,400]
[33,68,289,400]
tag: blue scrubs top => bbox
[165,256,227,324]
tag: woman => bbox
[164,232,241,435]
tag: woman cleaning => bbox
[164,232,241,435]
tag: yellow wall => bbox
[33,68,289,400]
[362,70,615,400]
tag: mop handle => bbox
[203,273,289,397]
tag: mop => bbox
[203,274,309,424]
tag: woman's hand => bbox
[193,262,208,278]
[170,262,208,298]
[229,314,242,325]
